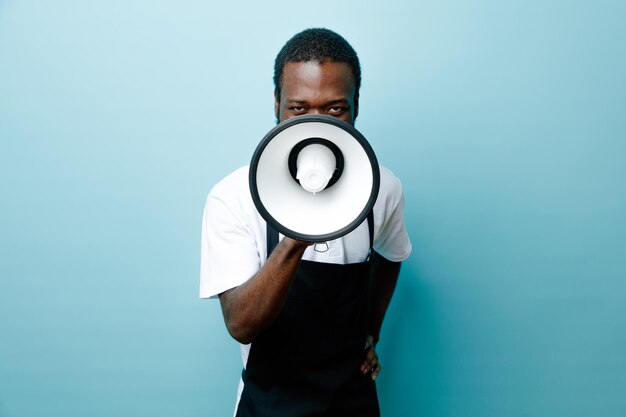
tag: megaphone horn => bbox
[249,115,380,242]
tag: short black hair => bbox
[273,28,361,100]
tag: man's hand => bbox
[360,334,381,380]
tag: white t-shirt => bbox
[199,164,412,413]
[200,164,411,299]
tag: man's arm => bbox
[361,250,401,379]
[218,238,311,344]
[368,250,401,342]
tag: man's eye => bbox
[328,107,345,114]
[290,107,305,112]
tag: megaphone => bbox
[249,115,380,242]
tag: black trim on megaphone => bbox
[249,114,380,243]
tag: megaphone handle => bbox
[313,242,329,253]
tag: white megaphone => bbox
[249,115,380,242]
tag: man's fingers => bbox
[360,348,376,371]
[360,347,379,374]
[371,363,381,380]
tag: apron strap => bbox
[266,223,280,258]
[367,210,374,250]
[266,212,375,258]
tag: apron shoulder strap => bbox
[267,223,280,258]
[367,210,374,250]
[265,211,375,258]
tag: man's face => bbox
[275,60,358,125]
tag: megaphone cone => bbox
[249,115,380,242]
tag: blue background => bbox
[1,1,625,416]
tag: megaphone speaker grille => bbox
[287,138,345,191]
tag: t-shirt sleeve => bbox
[373,170,412,262]
[199,190,261,299]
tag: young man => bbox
[200,28,412,417]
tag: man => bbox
[200,28,412,417]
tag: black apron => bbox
[235,213,380,417]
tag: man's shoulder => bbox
[209,165,251,200]
[205,165,258,220]
[378,165,403,200]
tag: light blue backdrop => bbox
[1,1,625,416]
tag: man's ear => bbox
[274,90,280,120]
[353,92,359,121]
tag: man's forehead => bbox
[282,59,352,74]
[281,61,356,92]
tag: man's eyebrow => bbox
[286,98,349,105]
[325,99,349,106]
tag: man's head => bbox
[273,28,361,125]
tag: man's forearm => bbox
[368,251,401,343]
[218,238,309,344]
